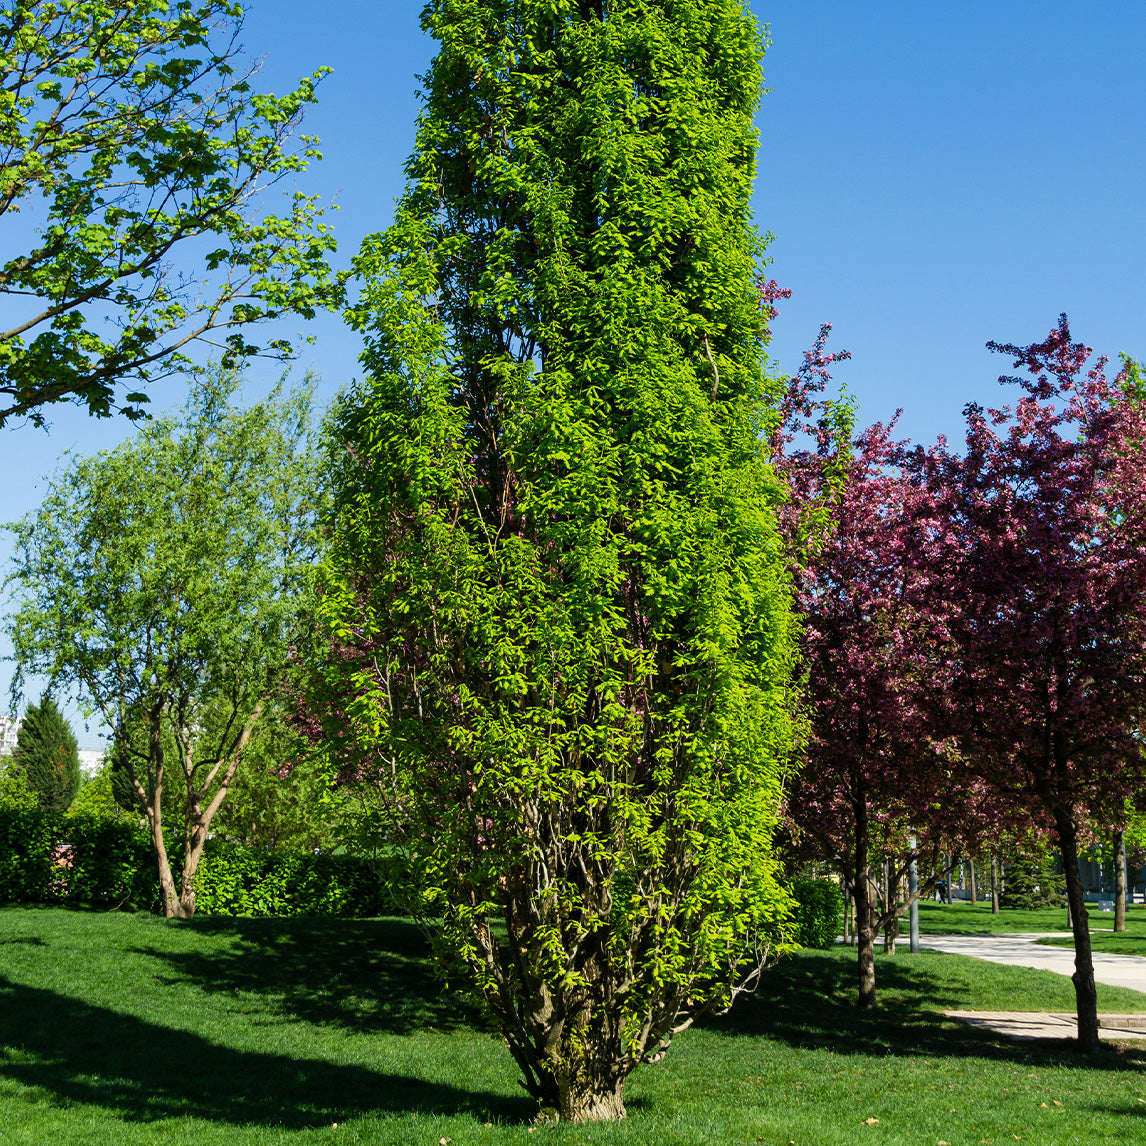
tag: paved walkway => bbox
[920,932,1146,993]
[919,932,1146,1040]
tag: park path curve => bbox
[920,932,1146,994]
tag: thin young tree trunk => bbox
[991,853,1000,914]
[855,870,877,1007]
[1114,829,1127,933]
[969,857,977,906]
[173,702,262,918]
[853,798,877,1007]
[883,858,897,954]
[841,875,851,944]
[1055,807,1100,1052]
[149,800,189,919]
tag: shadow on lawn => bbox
[0,973,530,1129]
[705,949,1146,1074]
[131,916,484,1037]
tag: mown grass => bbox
[3,907,1146,1144]
[917,899,1075,935]
[1036,910,1146,958]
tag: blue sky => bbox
[3,2,1145,743]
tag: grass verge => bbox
[2,908,1146,1144]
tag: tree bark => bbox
[883,859,897,954]
[855,870,877,1007]
[557,1073,626,1123]
[841,875,851,944]
[969,857,977,906]
[1114,829,1127,933]
[1055,807,1100,1052]
[991,853,1000,914]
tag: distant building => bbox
[0,713,18,757]
[78,748,106,777]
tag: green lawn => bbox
[916,899,1075,935]
[3,908,1146,1144]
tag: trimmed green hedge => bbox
[192,844,393,917]
[0,807,56,903]
[0,808,397,917]
[790,878,844,949]
[0,808,159,910]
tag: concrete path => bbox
[920,932,1146,1040]
[919,932,1146,993]
[944,1009,1146,1041]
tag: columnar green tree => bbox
[315,0,796,1123]
[11,694,81,814]
[6,369,322,917]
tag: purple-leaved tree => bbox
[923,317,1146,1049]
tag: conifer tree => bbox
[12,694,81,814]
[315,0,796,1123]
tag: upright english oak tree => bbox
[317,0,796,1123]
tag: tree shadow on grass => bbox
[0,973,531,1129]
[704,949,1146,1074]
[130,916,484,1037]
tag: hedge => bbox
[789,877,844,949]
[192,843,397,917]
[0,808,400,917]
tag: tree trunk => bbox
[841,875,851,944]
[883,859,895,953]
[1055,807,1100,1052]
[1114,829,1127,933]
[853,799,877,1006]
[557,1074,626,1123]
[855,871,877,1008]
[141,768,190,920]
[991,853,1000,914]
[969,857,978,906]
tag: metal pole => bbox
[909,835,919,953]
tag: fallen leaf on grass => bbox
[864,1117,880,1125]
[1053,1101,1063,1107]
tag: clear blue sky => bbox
[3,2,1145,743]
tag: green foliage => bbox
[789,878,844,949]
[1000,848,1065,909]
[209,707,354,851]
[5,367,325,917]
[59,814,157,910]
[0,807,55,902]
[10,694,81,814]
[66,762,125,822]
[192,844,394,918]
[321,0,796,1120]
[0,0,343,426]
[0,760,37,810]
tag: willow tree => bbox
[7,371,321,918]
[317,0,796,1124]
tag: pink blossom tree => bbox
[926,317,1146,1050]
[772,332,996,1006]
